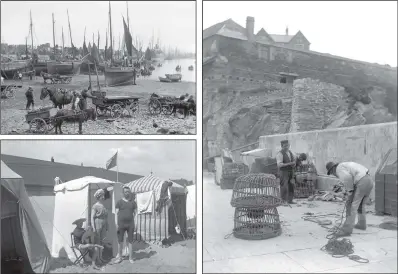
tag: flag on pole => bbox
[106,151,117,170]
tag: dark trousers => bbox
[26,99,34,109]
[280,170,295,203]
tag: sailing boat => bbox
[46,11,81,75]
[104,1,136,86]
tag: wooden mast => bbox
[109,1,113,65]
[52,13,56,56]
[67,9,74,59]
[62,27,65,57]
[30,10,34,59]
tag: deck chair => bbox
[70,233,89,265]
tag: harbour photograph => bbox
[1,1,196,135]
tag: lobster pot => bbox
[233,207,282,240]
[133,205,169,243]
[231,174,282,208]
[222,163,246,179]
[294,172,317,198]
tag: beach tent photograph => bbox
[125,174,189,242]
[1,160,51,274]
[51,176,124,260]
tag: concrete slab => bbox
[204,252,309,273]
[203,172,398,273]
[315,261,396,273]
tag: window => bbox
[295,44,304,49]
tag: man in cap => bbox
[71,218,104,269]
[276,140,297,204]
[78,87,95,110]
[326,161,373,237]
[25,86,34,110]
[113,186,137,264]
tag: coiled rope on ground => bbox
[302,202,369,263]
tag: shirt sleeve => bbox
[115,200,121,209]
[276,152,284,168]
[336,165,354,191]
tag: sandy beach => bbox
[1,74,196,134]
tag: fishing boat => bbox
[188,65,194,71]
[0,59,31,79]
[46,11,82,75]
[165,73,182,82]
[104,2,137,86]
[159,76,172,83]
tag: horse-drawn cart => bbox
[41,72,72,84]
[148,93,196,118]
[25,107,55,133]
[92,92,140,118]
[1,84,20,99]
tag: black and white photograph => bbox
[203,1,397,273]
[1,140,196,273]
[1,1,196,135]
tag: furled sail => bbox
[123,17,133,57]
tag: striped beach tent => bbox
[125,174,188,242]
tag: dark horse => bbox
[173,96,196,119]
[40,86,74,109]
[52,108,96,134]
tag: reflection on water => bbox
[147,58,195,83]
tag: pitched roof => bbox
[203,18,247,40]
[269,34,295,43]
[1,154,142,187]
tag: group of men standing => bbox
[275,139,374,237]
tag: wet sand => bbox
[1,74,196,134]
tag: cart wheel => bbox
[111,104,122,118]
[175,108,186,119]
[96,106,106,116]
[29,118,48,134]
[162,104,174,115]
[5,86,15,99]
[148,99,162,115]
[129,101,139,115]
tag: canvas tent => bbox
[186,185,196,229]
[125,174,188,241]
[1,160,51,274]
[51,176,124,259]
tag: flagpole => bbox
[116,149,119,182]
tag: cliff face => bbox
[203,53,397,158]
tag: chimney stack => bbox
[51,157,54,162]
[286,26,289,36]
[246,16,255,42]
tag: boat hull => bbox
[34,62,50,75]
[104,67,135,86]
[165,73,182,82]
[47,61,81,75]
[1,60,31,79]
[159,76,172,83]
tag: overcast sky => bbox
[1,1,196,53]
[1,140,196,181]
[204,1,397,66]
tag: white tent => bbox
[51,176,124,259]
[1,161,51,273]
[186,185,196,229]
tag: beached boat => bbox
[188,65,194,71]
[104,2,136,86]
[165,73,182,82]
[47,61,81,75]
[159,76,172,83]
[1,60,31,79]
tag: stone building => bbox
[203,16,311,57]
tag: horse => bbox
[52,107,97,134]
[40,86,75,109]
[173,99,196,119]
[40,71,54,84]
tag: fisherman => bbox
[276,140,296,205]
[25,86,34,110]
[79,88,95,110]
[132,68,136,85]
[326,161,374,237]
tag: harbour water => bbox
[147,58,196,83]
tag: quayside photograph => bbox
[1,1,196,135]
